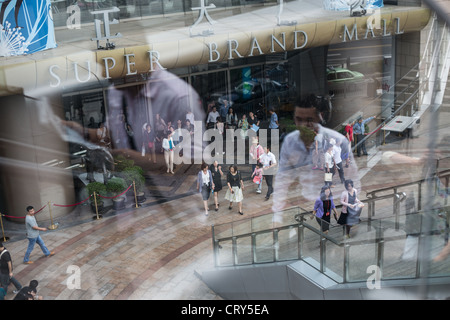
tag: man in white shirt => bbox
[206,106,220,129]
[260,146,277,201]
[272,96,359,215]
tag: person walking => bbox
[311,185,338,234]
[324,142,335,187]
[0,242,22,295]
[162,131,174,174]
[353,115,376,157]
[248,111,260,127]
[219,99,230,120]
[238,114,249,139]
[225,107,238,130]
[249,136,264,174]
[344,120,355,167]
[268,108,279,140]
[210,161,223,211]
[251,162,263,194]
[224,165,245,215]
[197,163,214,216]
[339,179,364,238]
[155,113,167,153]
[312,127,324,170]
[207,106,220,129]
[331,138,346,184]
[142,124,156,163]
[268,108,279,130]
[272,95,358,223]
[23,206,54,264]
[13,280,42,300]
[260,146,277,201]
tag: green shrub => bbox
[113,155,135,172]
[86,182,107,203]
[106,177,128,194]
[120,166,145,192]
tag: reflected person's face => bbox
[294,107,320,130]
[295,107,320,146]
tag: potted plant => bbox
[106,177,128,210]
[120,165,146,203]
[113,154,135,172]
[86,181,107,214]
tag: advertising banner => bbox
[323,0,383,11]
[0,0,56,56]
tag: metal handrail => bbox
[211,186,450,284]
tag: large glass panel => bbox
[230,65,263,117]
[254,231,275,263]
[300,226,322,267]
[277,226,299,261]
[191,71,228,114]
[347,242,377,282]
[324,240,345,282]
[217,239,234,266]
[235,235,253,265]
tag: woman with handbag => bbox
[210,161,223,211]
[197,163,215,216]
[225,107,238,130]
[143,124,156,163]
[311,185,338,234]
[225,165,245,215]
[339,179,364,238]
[155,113,167,153]
[162,131,174,174]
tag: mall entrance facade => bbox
[0,1,431,221]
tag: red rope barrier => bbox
[1,183,135,219]
[2,204,47,219]
[53,195,91,207]
[97,184,133,199]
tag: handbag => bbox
[324,172,333,182]
[148,142,154,148]
[253,175,262,184]
[337,212,348,225]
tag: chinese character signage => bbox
[0,0,56,57]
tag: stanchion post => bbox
[93,192,101,220]
[133,181,138,208]
[0,213,9,242]
[47,201,58,230]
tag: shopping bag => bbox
[324,172,333,182]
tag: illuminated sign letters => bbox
[48,16,404,87]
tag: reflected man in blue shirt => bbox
[353,115,377,157]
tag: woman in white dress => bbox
[225,165,244,215]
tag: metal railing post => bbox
[298,219,304,260]
[343,243,350,283]
[232,236,238,266]
[273,229,279,262]
[320,235,326,273]
[418,182,422,211]
[211,225,219,267]
[251,233,257,263]
[376,225,384,273]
